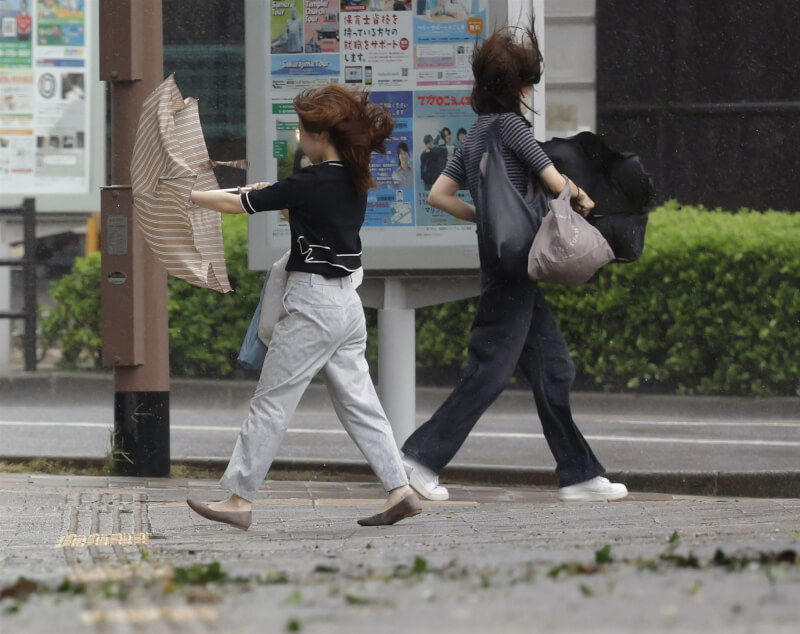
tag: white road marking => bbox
[1,420,799,448]
[614,419,800,428]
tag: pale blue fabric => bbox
[236,269,270,372]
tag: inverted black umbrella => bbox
[541,131,655,263]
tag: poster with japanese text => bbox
[0,0,89,194]
[414,0,487,87]
[341,2,412,13]
[341,9,413,89]
[365,91,413,227]
[413,89,475,226]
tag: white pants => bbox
[220,270,408,501]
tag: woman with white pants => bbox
[187,85,421,530]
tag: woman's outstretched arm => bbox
[189,189,246,214]
[190,182,273,215]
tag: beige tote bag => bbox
[527,178,615,286]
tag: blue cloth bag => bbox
[236,269,270,371]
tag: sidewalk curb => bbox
[2,370,800,418]
[2,455,798,499]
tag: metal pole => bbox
[376,279,417,445]
[22,198,36,372]
[100,0,170,477]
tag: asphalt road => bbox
[2,395,799,474]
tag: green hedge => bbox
[41,214,263,378]
[543,201,800,396]
[40,251,104,370]
[39,203,800,395]
[166,214,262,378]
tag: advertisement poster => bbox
[0,0,34,184]
[269,102,298,238]
[413,89,475,226]
[305,0,339,53]
[271,0,341,92]
[414,0,487,86]
[341,1,412,12]
[37,0,84,46]
[0,0,89,193]
[365,91,413,227]
[270,51,340,91]
[0,0,33,66]
[341,6,413,89]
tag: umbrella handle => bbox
[210,159,249,170]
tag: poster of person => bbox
[271,0,304,54]
[413,89,475,226]
[341,8,413,89]
[37,0,84,47]
[342,1,412,12]
[304,0,339,54]
[365,91,413,226]
[0,0,33,67]
[414,0,487,87]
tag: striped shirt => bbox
[442,112,553,200]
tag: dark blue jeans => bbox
[402,270,605,488]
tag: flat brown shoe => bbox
[187,498,252,531]
[357,493,422,527]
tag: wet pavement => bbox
[1,472,798,633]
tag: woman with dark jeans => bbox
[400,21,628,503]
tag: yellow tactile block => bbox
[80,605,218,625]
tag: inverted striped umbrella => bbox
[131,74,246,292]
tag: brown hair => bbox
[293,85,394,195]
[470,20,543,117]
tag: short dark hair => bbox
[396,141,409,164]
[457,127,467,138]
[423,134,433,144]
[470,19,543,117]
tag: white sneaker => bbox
[402,455,449,501]
[559,476,628,502]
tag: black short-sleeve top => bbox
[239,161,364,277]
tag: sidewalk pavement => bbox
[0,472,798,633]
[2,371,800,499]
